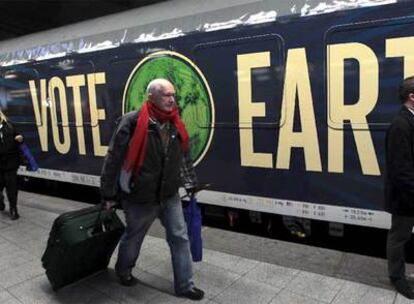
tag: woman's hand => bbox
[14,135,23,143]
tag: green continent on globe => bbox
[125,55,212,162]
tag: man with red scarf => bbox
[101,79,204,300]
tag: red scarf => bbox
[123,101,189,175]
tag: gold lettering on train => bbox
[237,52,273,168]
[48,76,70,154]
[29,72,108,156]
[237,43,381,176]
[66,75,86,155]
[276,48,322,172]
[29,79,48,151]
[386,37,414,78]
[327,43,380,176]
[87,73,108,157]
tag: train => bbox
[0,0,410,236]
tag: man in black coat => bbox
[385,76,414,299]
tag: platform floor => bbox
[0,191,412,304]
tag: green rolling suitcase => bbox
[41,205,124,290]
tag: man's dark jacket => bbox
[385,106,414,216]
[100,110,196,204]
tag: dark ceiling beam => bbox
[0,0,168,41]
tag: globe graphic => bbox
[124,52,213,165]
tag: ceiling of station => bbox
[0,0,166,41]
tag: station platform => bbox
[0,191,412,304]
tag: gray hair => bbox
[146,78,172,95]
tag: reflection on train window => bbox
[108,56,145,117]
[110,50,214,131]
[193,34,285,128]
[0,67,39,124]
[32,58,98,126]
[326,18,414,129]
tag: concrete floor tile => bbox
[134,270,174,294]
[20,208,59,229]
[202,249,259,275]
[293,248,343,276]
[331,281,370,304]
[244,262,299,289]
[17,192,88,215]
[146,293,185,304]
[0,259,44,288]
[142,235,168,250]
[0,220,12,230]
[269,289,323,304]
[147,292,212,304]
[0,290,21,303]
[15,237,48,259]
[8,275,112,304]
[213,277,281,304]
[0,212,14,223]
[0,235,11,244]
[287,271,345,303]
[193,263,241,297]
[0,241,24,255]
[0,248,36,272]
[135,249,171,272]
[395,292,414,304]
[83,270,162,304]
[336,273,390,290]
[336,253,388,287]
[4,298,23,304]
[145,261,174,281]
[351,286,396,304]
[0,225,47,244]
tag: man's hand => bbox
[186,183,211,198]
[103,200,118,211]
[14,135,23,143]
[186,186,199,198]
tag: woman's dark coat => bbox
[0,121,21,171]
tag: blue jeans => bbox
[115,193,194,294]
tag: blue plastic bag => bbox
[19,143,39,171]
[183,196,202,262]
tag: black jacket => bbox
[0,120,21,171]
[100,111,198,204]
[385,106,414,215]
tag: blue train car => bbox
[0,0,410,231]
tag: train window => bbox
[193,34,285,128]
[108,56,140,116]
[0,67,39,125]
[110,51,214,127]
[32,58,98,126]
[326,17,414,129]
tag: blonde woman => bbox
[0,110,23,220]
